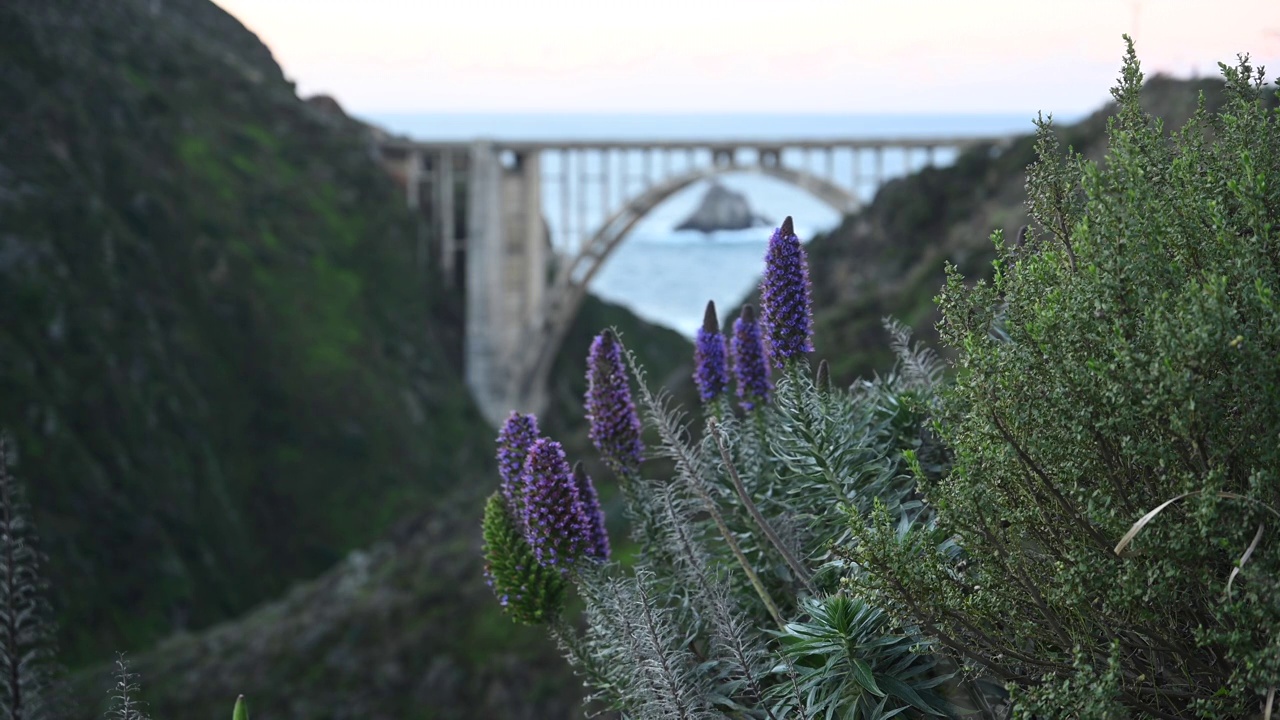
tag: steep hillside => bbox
[0,0,496,664]
[63,484,588,719]
[805,74,1278,382]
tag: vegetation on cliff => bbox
[0,0,499,664]
[804,71,1279,383]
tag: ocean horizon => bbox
[358,111,1082,142]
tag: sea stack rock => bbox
[675,181,771,233]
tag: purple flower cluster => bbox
[585,330,644,476]
[497,411,540,515]
[732,305,771,411]
[572,462,610,560]
[522,438,592,570]
[693,300,729,403]
[759,216,814,366]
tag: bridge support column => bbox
[852,148,861,199]
[464,143,549,427]
[436,150,457,286]
[405,149,422,209]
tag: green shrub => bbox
[849,40,1280,718]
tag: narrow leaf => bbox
[1114,490,1275,556]
[233,695,249,720]
[849,658,884,697]
[1226,523,1265,597]
[1114,491,1198,556]
[879,674,946,716]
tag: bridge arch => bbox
[378,135,1010,425]
[517,164,860,405]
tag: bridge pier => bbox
[436,150,458,286]
[404,148,423,209]
[464,142,549,426]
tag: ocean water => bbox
[585,175,841,336]
[360,112,1048,141]
[363,113,1059,336]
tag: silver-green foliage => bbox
[766,329,943,563]
[849,40,1280,718]
[106,656,147,720]
[548,329,956,719]
[0,436,62,720]
[105,657,244,720]
[577,566,716,720]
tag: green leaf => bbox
[232,695,249,720]
[879,675,946,716]
[849,658,885,697]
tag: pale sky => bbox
[214,0,1280,114]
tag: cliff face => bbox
[0,0,495,665]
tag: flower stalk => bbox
[586,330,645,479]
[693,300,730,405]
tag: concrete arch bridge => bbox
[377,136,1009,426]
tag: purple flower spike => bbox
[759,216,814,366]
[497,412,541,516]
[572,462,610,561]
[732,305,771,411]
[585,330,644,477]
[521,438,590,571]
[693,301,730,403]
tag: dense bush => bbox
[850,41,1280,717]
